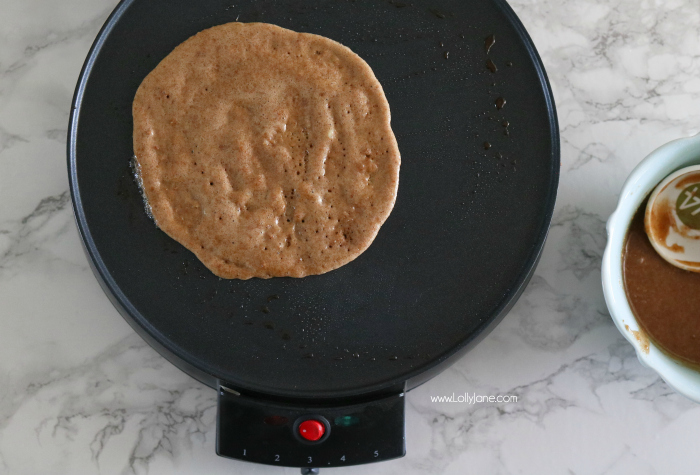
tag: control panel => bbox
[216,387,405,468]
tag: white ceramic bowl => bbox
[602,132,700,402]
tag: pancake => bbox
[132,22,400,279]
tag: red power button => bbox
[298,419,325,441]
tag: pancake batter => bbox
[133,22,400,279]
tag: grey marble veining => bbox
[1,0,700,473]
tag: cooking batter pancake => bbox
[133,22,400,279]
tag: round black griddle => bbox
[69,0,558,468]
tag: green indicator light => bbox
[334,415,360,427]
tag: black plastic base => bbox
[216,388,405,468]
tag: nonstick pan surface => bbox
[69,0,559,400]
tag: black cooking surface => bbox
[70,0,558,399]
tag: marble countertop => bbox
[2,0,700,473]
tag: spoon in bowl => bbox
[646,165,700,273]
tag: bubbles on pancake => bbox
[132,22,400,279]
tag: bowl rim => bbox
[602,132,700,402]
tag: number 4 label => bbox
[340,455,346,462]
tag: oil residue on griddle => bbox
[261,305,270,313]
[430,8,446,18]
[506,61,513,67]
[502,119,511,136]
[267,294,280,302]
[443,51,449,59]
[483,141,492,150]
[389,355,398,360]
[485,34,495,54]
[303,353,314,359]
[486,59,497,73]
[131,156,156,223]
[264,322,274,330]
[180,259,190,275]
[281,332,291,340]
[495,97,506,109]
